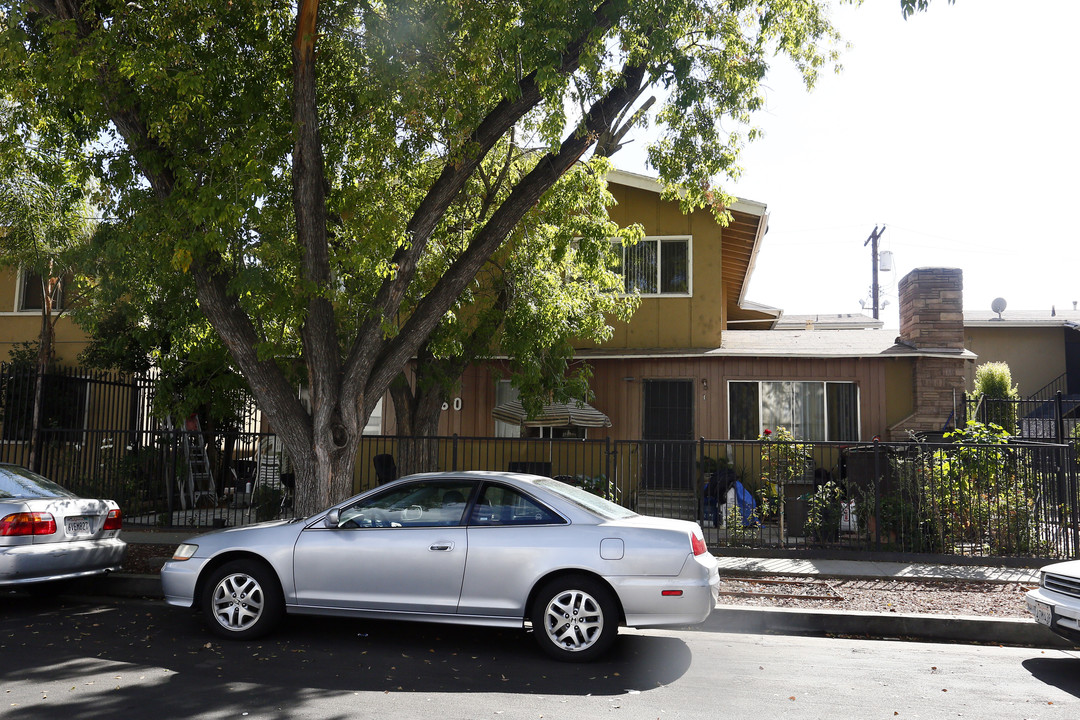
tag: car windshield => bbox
[534,478,637,520]
[0,465,79,499]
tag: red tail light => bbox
[690,531,708,556]
[103,508,122,531]
[0,512,58,536]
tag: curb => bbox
[71,575,1077,650]
[68,573,163,599]
[702,605,1076,649]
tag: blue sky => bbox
[619,0,1079,329]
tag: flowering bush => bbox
[759,427,812,486]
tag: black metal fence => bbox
[965,391,1080,441]
[3,363,1079,559]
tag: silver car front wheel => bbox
[201,560,283,640]
[532,576,619,661]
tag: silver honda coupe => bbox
[161,471,719,661]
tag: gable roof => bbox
[606,170,772,326]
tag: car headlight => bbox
[171,543,199,561]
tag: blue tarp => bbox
[731,480,758,526]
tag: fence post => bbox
[873,438,882,551]
[452,433,458,471]
[1056,391,1066,443]
[1072,447,1080,559]
[697,437,705,526]
[605,436,612,498]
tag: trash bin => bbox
[786,497,809,536]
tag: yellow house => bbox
[0,264,89,364]
[964,307,1080,400]
[435,171,975,463]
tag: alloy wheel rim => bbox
[542,588,604,652]
[211,572,265,632]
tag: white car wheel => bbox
[532,576,619,661]
[201,560,283,640]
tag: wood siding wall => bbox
[440,356,912,442]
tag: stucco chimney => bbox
[898,267,964,350]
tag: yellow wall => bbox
[578,184,726,350]
[884,358,915,429]
[964,326,1065,397]
[0,266,89,365]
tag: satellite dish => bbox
[991,297,1007,319]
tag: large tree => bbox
[0,0,845,515]
[388,152,638,474]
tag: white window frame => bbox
[726,379,861,441]
[495,380,521,438]
[612,235,692,297]
[13,268,67,313]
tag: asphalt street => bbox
[2,591,1079,720]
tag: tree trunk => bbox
[389,373,446,476]
[28,274,56,473]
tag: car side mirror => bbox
[324,508,340,528]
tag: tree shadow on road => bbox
[0,593,692,720]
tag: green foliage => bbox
[574,473,621,503]
[805,480,842,542]
[900,0,955,19]
[974,362,1020,400]
[0,0,850,508]
[723,504,759,547]
[906,422,1045,555]
[759,426,813,487]
[972,362,1020,434]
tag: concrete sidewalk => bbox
[65,531,1073,650]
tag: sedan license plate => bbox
[65,517,92,536]
[1030,599,1053,627]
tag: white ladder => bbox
[170,415,217,510]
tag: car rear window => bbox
[534,478,637,520]
[0,465,78,499]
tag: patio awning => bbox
[491,400,612,428]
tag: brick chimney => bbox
[898,267,964,350]
[890,268,970,440]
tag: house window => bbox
[728,380,860,441]
[363,397,383,436]
[495,380,520,438]
[18,271,68,312]
[613,236,690,295]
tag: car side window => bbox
[336,480,474,529]
[470,483,565,526]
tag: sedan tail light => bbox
[0,512,58,536]
[103,508,122,531]
[690,531,708,556]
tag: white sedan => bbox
[1026,559,1080,645]
[1,463,126,587]
[162,471,719,661]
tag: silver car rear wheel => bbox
[532,576,618,661]
[201,560,283,640]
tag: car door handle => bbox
[429,542,455,552]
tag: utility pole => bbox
[864,225,886,320]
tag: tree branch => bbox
[344,1,622,393]
[364,61,650,403]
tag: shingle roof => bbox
[575,329,976,360]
